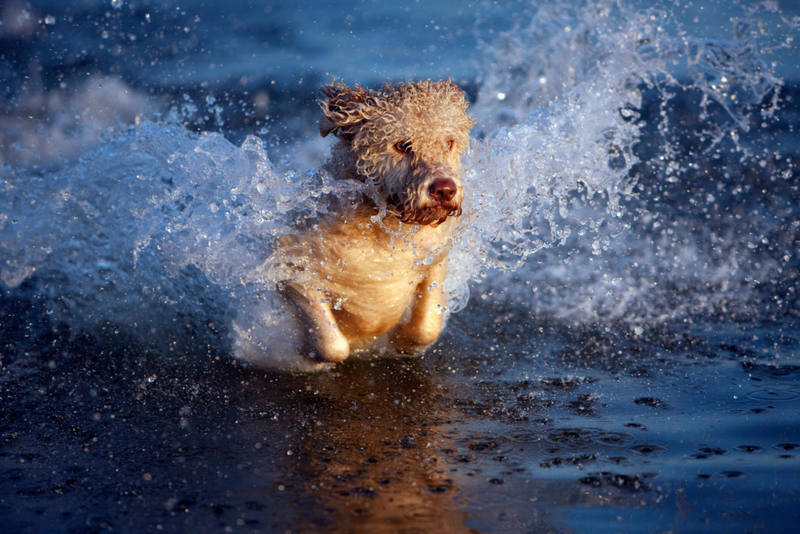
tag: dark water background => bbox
[2,0,800,532]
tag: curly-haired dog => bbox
[280,80,474,364]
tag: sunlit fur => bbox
[280,80,474,365]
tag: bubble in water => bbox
[110,0,123,9]
[44,15,56,25]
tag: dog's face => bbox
[319,80,474,226]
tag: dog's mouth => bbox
[392,199,462,227]
[403,208,461,227]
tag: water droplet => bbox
[44,15,56,25]
[110,0,123,9]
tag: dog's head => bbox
[319,80,474,227]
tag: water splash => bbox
[448,0,793,322]
[1,0,795,368]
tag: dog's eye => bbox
[395,141,412,153]
[448,140,455,151]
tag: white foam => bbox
[0,75,154,168]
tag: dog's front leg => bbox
[282,284,350,363]
[389,258,448,354]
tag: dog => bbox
[277,79,474,365]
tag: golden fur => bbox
[280,79,474,364]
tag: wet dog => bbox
[279,80,474,364]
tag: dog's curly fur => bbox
[320,80,473,226]
[280,79,474,365]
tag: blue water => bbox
[1,0,799,532]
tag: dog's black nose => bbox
[429,178,457,202]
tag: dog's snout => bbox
[429,178,458,203]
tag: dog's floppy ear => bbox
[318,81,376,140]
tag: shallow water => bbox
[2,0,800,532]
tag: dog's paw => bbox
[387,335,430,356]
[307,333,350,363]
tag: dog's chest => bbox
[316,219,448,293]
[304,214,453,331]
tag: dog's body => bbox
[277,80,474,365]
[282,81,472,362]
[280,204,457,362]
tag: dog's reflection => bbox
[292,357,478,533]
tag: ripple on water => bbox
[733,445,764,453]
[403,505,443,522]
[579,472,656,493]
[742,362,800,381]
[544,428,596,450]
[540,453,597,468]
[634,397,668,408]
[500,430,542,443]
[543,428,637,451]
[717,470,747,479]
[594,431,637,448]
[453,491,514,508]
[628,444,668,456]
[688,446,727,460]
[467,439,502,452]
[730,406,774,415]
[745,388,800,402]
